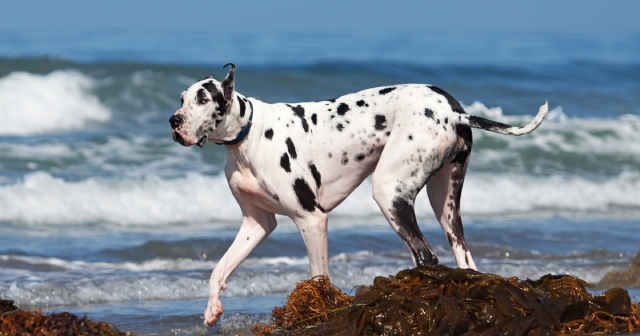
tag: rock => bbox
[598,249,640,288]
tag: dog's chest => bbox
[226,163,282,213]
[227,164,261,197]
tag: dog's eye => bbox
[199,98,209,105]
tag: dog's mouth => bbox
[172,131,206,148]
[172,130,192,147]
[196,135,208,148]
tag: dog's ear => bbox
[221,63,236,102]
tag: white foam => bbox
[0,135,209,179]
[460,170,640,214]
[0,70,110,135]
[1,275,209,306]
[466,102,640,156]
[0,171,239,225]
[336,170,640,218]
[0,255,216,273]
[1,166,639,226]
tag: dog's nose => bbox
[169,114,184,129]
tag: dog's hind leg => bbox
[427,125,477,270]
[371,134,446,267]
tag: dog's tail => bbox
[465,102,548,136]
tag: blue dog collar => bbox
[219,99,254,146]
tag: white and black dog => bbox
[169,64,548,326]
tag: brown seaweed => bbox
[252,265,640,336]
[250,275,353,335]
[0,299,130,336]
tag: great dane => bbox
[169,64,548,326]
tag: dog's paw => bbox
[204,300,224,327]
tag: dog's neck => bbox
[210,93,254,145]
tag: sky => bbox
[2,0,639,35]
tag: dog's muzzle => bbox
[169,114,191,146]
[169,114,184,129]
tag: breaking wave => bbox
[0,70,110,135]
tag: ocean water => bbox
[0,29,639,335]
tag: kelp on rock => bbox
[0,299,130,336]
[252,265,640,336]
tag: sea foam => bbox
[0,70,111,135]
[0,169,638,226]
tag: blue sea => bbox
[0,29,639,335]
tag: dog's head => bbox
[170,63,241,147]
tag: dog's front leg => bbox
[294,212,330,277]
[204,203,277,326]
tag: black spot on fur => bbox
[264,129,274,140]
[309,163,322,187]
[341,152,349,165]
[391,197,438,266]
[337,103,350,116]
[213,92,227,115]
[289,105,309,133]
[408,135,413,141]
[355,153,365,162]
[202,82,217,96]
[286,138,297,159]
[424,108,434,119]
[356,100,366,107]
[444,117,448,124]
[452,125,473,166]
[196,89,208,103]
[429,85,466,114]
[316,204,326,213]
[293,178,317,212]
[336,123,344,131]
[374,115,387,130]
[280,153,291,172]
[379,87,396,95]
[311,114,317,125]
[238,97,246,117]
[467,116,514,133]
[328,153,332,158]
